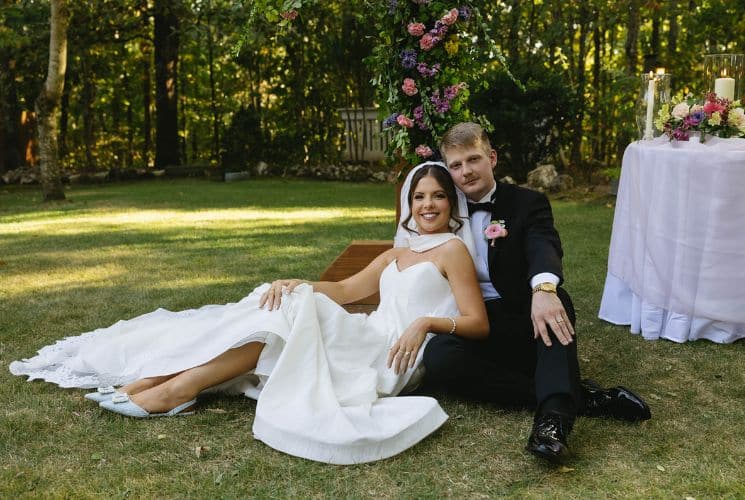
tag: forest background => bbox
[2,0,745,183]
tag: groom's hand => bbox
[531,292,575,347]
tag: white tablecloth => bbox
[598,136,745,343]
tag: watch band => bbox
[532,282,557,294]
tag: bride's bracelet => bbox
[447,316,456,335]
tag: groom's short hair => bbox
[440,122,492,159]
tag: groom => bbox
[421,122,651,463]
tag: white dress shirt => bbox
[469,184,559,300]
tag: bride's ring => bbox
[404,351,411,356]
[556,318,564,323]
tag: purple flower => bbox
[382,112,400,128]
[417,62,440,77]
[444,83,466,101]
[436,101,451,113]
[444,85,459,100]
[687,110,705,126]
[430,91,451,113]
[413,105,424,121]
[400,49,417,69]
[431,21,449,37]
[458,6,472,20]
[388,0,398,14]
[672,128,690,141]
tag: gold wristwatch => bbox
[532,282,557,294]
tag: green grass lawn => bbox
[1,179,743,498]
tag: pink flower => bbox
[419,33,439,51]
[396,115,414,128]
[407,22,426,37]
[484,220,508,246]
[415,144,433,158]
[441,8,459,26]
[402,78,418,96]
[280,10,298,20]
[703,100,726,116]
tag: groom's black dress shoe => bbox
[526,413,571,464]
[580,379,651,422]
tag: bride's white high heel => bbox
[99,393,196,418]
[83,386,120,403]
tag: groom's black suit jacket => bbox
[421,181,581,409]
[485,182,565,314]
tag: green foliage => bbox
[245,0,312,27]
[6,0,745,176]
[365,2,518,168]
[220,105,264,169]
[0,2,48,106]
[232,1,374,165]
[472,65,578,180]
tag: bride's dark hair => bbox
[401,165,464,235]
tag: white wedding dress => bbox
[10,234,462,464]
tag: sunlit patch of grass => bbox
[0,207,393,234]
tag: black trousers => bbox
[420,288,582,416]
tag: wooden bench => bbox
[319,240,393,313]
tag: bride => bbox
[10,161,488,465]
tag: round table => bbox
[598,135,745,343]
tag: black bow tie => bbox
[467,201,493,216]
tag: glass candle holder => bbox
[635,72,672,140]
[703,53,744,101]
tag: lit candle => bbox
[644,71,655,140]
[656,67,666,76]
[715,69,735,100]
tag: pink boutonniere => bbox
[484,220,508,246]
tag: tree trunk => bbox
[154,0,180,168]
[624,0,641,75]
[592,9,602,161]
[141,39,152,168]
[548,3,563,65]
[1,57,22,172]
[126,86,134,169]
[207,19,220,164]
[120,45,133,170]
[81,56,96,171]
[59,76,70,160]
[179,65,187,164]
[36,0,69,201]
[506,0,522,63]
[570,6,590,170]
[645,4,661,71]
[604,21,616,164]
[651,9,660,60]
[667,0,678,61]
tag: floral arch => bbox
[248,0,517,170]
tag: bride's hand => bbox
[387,317,430,375]
[259,279,307,311]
